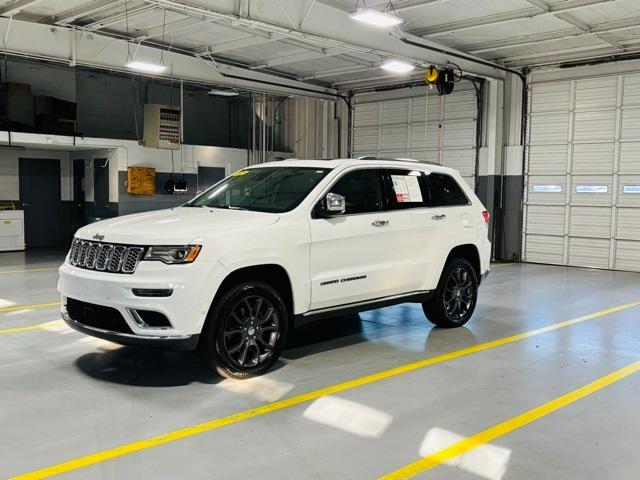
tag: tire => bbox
[422,257,478,328]
[199,281,289,379]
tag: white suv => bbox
[59,158,491,378]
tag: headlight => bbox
[144,245,202,264]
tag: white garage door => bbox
[352,82,477,188]
[523,73,640,272]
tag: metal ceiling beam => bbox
[299,63,379,80]
[83,4,155,31]
[413,0,617,36]
[42,0,128,25]
[554,11,624,51]
[198,32,289,55]
[469,16,640,53]
[0,0,46,16]
[136,16,204,40]
[251,47,346,69]
[499,42,640,67]
[0,16,338,99]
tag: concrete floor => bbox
[1,250,639,479]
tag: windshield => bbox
[187,167,331,213]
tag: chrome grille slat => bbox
[107,245,127,272]
[123,247,144,273]
[67,239,144,274]
[95,244,112,271]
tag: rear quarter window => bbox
[426,173,469,207]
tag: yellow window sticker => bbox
[232,170,250,176]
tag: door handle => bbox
[371,219,389,227]
[432,214,446,220]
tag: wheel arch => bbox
[446,244,481,281]
[211,263,294,319]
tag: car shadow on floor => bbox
[74,347,221,387]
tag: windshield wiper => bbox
[210,205,249,211]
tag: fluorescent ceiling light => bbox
[126,60,167,74]
[350,9,403,28]
[381,60,415,74]
[208,88,239,97]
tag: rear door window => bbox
[425,173,469,207]
[380,169,429,210]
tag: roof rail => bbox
[355,156,441,166]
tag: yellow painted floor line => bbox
[0,301,60,313]
[380,359,640,479]
[0,320,63,335]
[11,300,640,480]
[0,267,59,275]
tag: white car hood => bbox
[76,207,280,245]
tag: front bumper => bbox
[58,259,226,342]
[62,312,199,350]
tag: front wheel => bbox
[422,258,478,328]
[199,281,289,379]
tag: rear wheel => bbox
[200,281,288,379]
[422,258,478,328]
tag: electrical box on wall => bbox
[143,104,181,150]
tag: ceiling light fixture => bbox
[125,60,168,74]
[381,60,415,74]
[208,88,239,97]
[350,8,403,28]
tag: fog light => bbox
[132,288,173,297]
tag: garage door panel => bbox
[524,234,564,264]
[354,88,476,196]
[573,110,616,143]
[527,176,566,205]
[409,122,441,150]
[528,144,567,175]
[381,125,408,151]
[354,103,378,127]
[411,96,441,123]
[572,143,614,174]
[528,113,569,145]
[444,91,476,120]
[409,149,439,163]
[530,83,571,113]
[614,240,640,272]
[622,74,640,107]
[442,149,475,176]
[382,99,410,125]
[574,77,617,110]
[616,208,640,240]
[525,73,640,271]
[568,237,610,269]
[619,143,640,173]
[444,120,475,148]
[352,126,378,153]
[569,206,611,238]
[570,175,613,206]
[525,205,565,235]
[620,108,640,141]
[618,175,640,207]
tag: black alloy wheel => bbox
[422,257,478,328]
[200,281,289,379]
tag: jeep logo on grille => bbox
[93,233,105,241]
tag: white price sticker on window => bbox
[391,175,423,203]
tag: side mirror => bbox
[317,192,346,217]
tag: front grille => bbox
[67,238,145,274]
[66,298,133,334]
